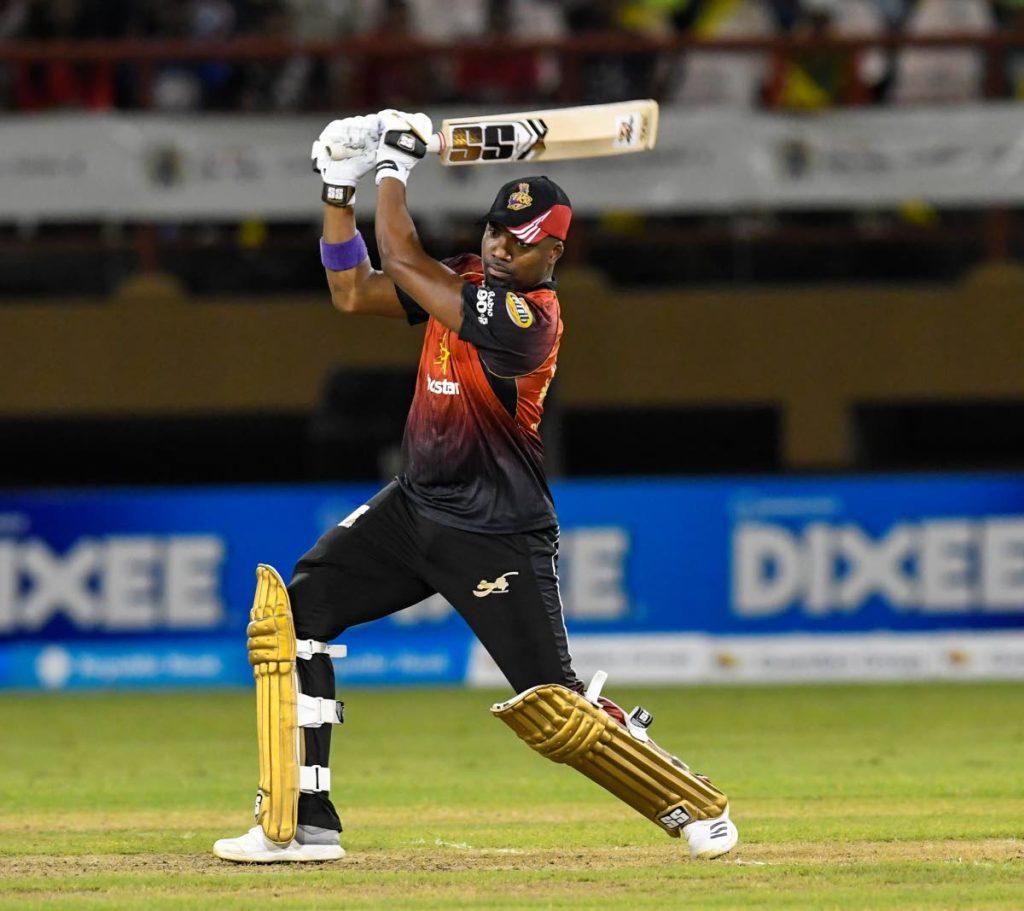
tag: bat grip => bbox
[327,132,443,161]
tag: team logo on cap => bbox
[507,183,533,211]
[505,292,534,328]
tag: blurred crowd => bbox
[2,0,1024,110]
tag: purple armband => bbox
[320,234,368,271]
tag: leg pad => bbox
[248,565,302,845]
[492,684,728,837]
[247,565,341,845]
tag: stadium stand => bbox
[2,0,1024,481]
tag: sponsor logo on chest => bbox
[476,287,495,324]
[427,375,460,396]
[505,292,534,328]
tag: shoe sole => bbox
[212,844,345,863]
[692,835,738,859]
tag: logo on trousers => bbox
[473,571,519,598]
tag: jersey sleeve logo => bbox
[505,292,534,328]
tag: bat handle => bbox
[326,132,444,161]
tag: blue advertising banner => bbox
[3,474,1024,689]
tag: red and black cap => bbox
[483,176,572,244]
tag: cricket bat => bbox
[326,100,659,166]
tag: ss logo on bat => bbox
[449,124,519,162]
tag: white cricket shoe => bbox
[682,805,739,859]
[212,825,345,863]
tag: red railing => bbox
[1,31,1023,107]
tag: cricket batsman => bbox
[213,110,739,863]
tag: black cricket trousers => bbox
[286,480,580,831]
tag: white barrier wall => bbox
[2,104,1023,220]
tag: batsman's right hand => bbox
[312,115,380,207]
[374,110,433,186]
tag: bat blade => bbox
[433,99,659,166]
[324,100,659,165]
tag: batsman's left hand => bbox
[374,110,433,186]
[312,114,379,207]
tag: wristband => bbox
[375,160,409,186]
[322,183,356,207]
[320,234,368,272]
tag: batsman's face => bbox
[482,223,563,289]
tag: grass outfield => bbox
[1,683,1022,910]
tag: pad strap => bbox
[296,639,348,660]
[299,764,331,793]
[297,694,345,728]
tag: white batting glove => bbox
[318,114,381,158]
[312,115,380,207]
[374,110,433,186]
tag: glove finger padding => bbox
[314,115,381,206]
[311,139,323,174]
[377,110,432,143]
[319,114,382,155]
[319,114,380,148]
[375,110,433,185]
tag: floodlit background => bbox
[2,0,1024,690]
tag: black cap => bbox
[482,176,572,244]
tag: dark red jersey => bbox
[394,253,562,532]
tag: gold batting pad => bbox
[492,685,728,837]
[247,564,301,846]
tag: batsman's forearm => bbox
[321,204,372,311]
[373,177,464,331]
[322,203,357,243]
[374,179,424,275]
